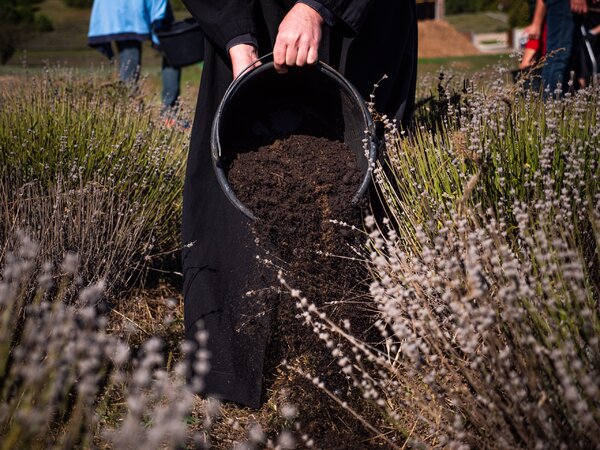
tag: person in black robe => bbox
[180,0,417,409]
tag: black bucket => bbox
[211,56,377,220]
[156,18,204,67]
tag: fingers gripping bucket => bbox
[211,56,378,221]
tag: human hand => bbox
[523,22,542,40]
[229,43,261,79]
[273,3,323,74]
[571,0,588,14]
[519,47,538,70]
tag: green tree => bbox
[446,0,488,14]
[0,0,49,64]
[508,0,532,27]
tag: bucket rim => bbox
[211,58,377,221]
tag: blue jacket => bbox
[88,0,170,48]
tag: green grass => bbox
[417,53,516,81]
[3,0,203,105]
[446,12,510,34]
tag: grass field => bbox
[1,0,203,106]
[418,53,515,77]
[446,11,511,34]
[1,0,512,106]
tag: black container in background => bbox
[156,18,204,67]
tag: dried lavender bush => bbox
[0,234,304,449]
[0,233,215,449]
[0,70,188,298]
[0,72,309,449]
[286,79,600,448]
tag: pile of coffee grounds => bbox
[229,134,362,259]
[228,135,379,448]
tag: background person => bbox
[572,0,600,87]
[87,0,181,114]
[180,0,417,408]
[541,0,575,92]
[519,0,548,91]
[522,0,548,71]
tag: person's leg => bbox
[542,0,574,93]
[571,14,586,88]
[115,40,142,84]
[182,38,271,409]
[584,13,600,84]
[161,57,181,111]
[593,33,600,83]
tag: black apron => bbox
[181,0,417,408]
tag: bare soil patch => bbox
[419,20,480,58]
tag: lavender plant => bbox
[0,70,188,298]
[285,79,599,447]
[0,233,217,449]
[0,233,306,449]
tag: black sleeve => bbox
[316,0,374,34]
[181,0,257,52]
[297,0,338,26]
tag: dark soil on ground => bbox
[228,134,383,449]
